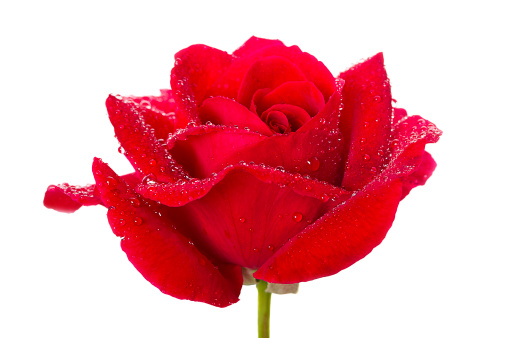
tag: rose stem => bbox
[257,280,271,338]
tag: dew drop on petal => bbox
[306,157,320,171]
[363,154,371,161]
[129,197,141,207]
[370,166,377,173]
[320,193,330,202]
[118,219,126,226]
[292,212,303,222]
[133,217,143,225]
[105,176,118,187]
[267,245,274,251]
[239,217,246,223]
[360,137,367,145]
[149,159,157,166]
[253,248,259,253]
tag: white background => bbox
[1,1,506,337]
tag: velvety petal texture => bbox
[44,36,441,308]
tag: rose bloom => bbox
[44,37,441,307]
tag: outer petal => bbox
[93,158,242,307]
[198,97,273,136]
[106,95,190,183]
[171,45,233,123]
[254,178,403,283]
[129,90,180,139]
[401,151,437,199]
[137,163,351,269]
[339,53,393,190]
[237,56,307,108]
[43,184,101,213]
[384,115,441,182]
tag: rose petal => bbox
[171,45,233,122]
[128,90,180,139]
[43,173,141,213]
[254,178,403,284]
[92,158,242,307]
[208,44,336,102]
[255,81,325,116]
[198,97,273,136]
[167,125,268,178]
[137,163,350,208]
[393,107,408,125]
[43,184,102,213]
[262,109,290,134]
[384,115,441,181]
[228,87,345,185]
[260,104,311,132]
[137,163,351,269]
[339,53,393,190]
[232,36,284,57]
[106,95,190,183]
[238,56,307,108]
[401,151,437,199]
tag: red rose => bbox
[44,37,441,307]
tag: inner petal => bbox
[263,110,290,134]
[261,104,311,132]
[256,81,325,116]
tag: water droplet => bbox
[118,124,125,130]
[305,185,312,191]
[133,217,143,225]
[95,170,102,176]
[294,173,302,181]
[374,96,382,102]
[105,176,117,187]
[239,217,245,223]
[253,248,259,253]
[149,159,157,166]
[267,245,274,251]
[118,219,126,226]
[377,149,384,156]
[294,165,301,172]
[360,137,367,145]
[320,193,329,202]
[129,197,141,207]
[292,212,303,222]
[363,154,371,161]
[363,122,369,128]
[159,166,166,173]
[306,157,320,171]
[370,166,377,173]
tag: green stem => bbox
[257,280,271,338]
